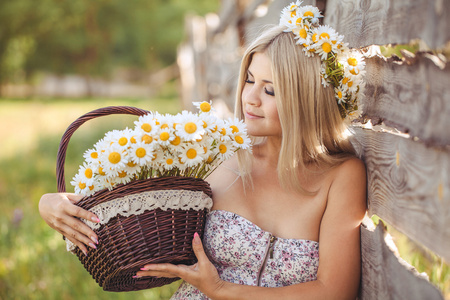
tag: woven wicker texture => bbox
[56,106,212,292]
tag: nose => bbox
[242,83,261,107]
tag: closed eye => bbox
[264,87,275,96]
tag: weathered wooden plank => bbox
[350,127,450,262]
[360,217,444,299]
[324,0,450,49]
[361,53,450,147]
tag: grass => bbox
[0,92,183,300]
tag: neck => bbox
[252,136,282,166]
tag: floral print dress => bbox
[171,210,319,299]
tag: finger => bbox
[135,270,180,279]
[64,202,100,224]
[59,222,98,250]
[139,263,188,278]
[66,193,84,204]
[192,232,209,265]
[65,235,89,257]
[66,216,99,245]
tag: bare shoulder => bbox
[327,157,367,217]
[205,155,240,188]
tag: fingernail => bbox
[91,236,99,244]
[82,250,88,256]
[89,242,97,249]
[91,216,100,223]
[193,232,200,244]
[140,267,147,271]
[132,275,141,279]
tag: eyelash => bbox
[245,79,275,96]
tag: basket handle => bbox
[56,106,150,193]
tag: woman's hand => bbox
[135,233,225,298]
[38,193,100,255]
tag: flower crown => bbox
[279,1,365,120]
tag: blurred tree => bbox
[0,0,219,96]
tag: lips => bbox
[245,111,263,119]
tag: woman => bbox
[39,2,367,299]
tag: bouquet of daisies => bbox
[70,101,251,196]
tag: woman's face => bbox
[241,52,282,138]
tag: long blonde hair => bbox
[236,26,355,194]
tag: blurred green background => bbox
[0,0,218,299]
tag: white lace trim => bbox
[66,189,212,252]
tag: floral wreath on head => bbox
[279,0,365,120]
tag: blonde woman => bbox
[39,2,366,299]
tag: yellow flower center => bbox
[141,123,152,133]
[219,144,227,154]
[299,28,308,39]
[90,152,98,159]
[312,33,318,43]
[207,156,213,163]
[235,136,244,144]
[211,125,218,133]
[290,10,296,17]
[230,125,239,133]
[289,4,297,11]
[78,182,86,189]
[320,32,330,40]
[304,11,314,17]
[173,123,178,129]
[350,68,359,75]
[171,136,181,146]
[220,128,227,136]
[136,147,146,158]
[89,185,94,191]
[338,91,343,99]
[161,124,169,129]
[295,17,302,25]
[130,136,137,144]
[322,42,332,53]
[84,168,93,179]
[160,132,170,141]
[348,57,358,66]
[348,81,353,87]
[342,77,349,84]
[108,152,121,164]
[199,102,211,112]
[184,122,197,134]
[186,148,197,159]
[118,171,127,178]
[154,119,160,125]
[98,167,106,176]
[202,121,207,128]
[118,137,128,146]
[142,134,153,144]
[166,158,173,165]
[127,161,137,167]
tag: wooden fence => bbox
[177,0,449,298]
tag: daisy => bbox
[179,143,206,167]
[71,172,93,196]
[83,148,100,166]
[98,145,128,175]
[226,118,247,135]
[340,50,366,77]
[129,141,154,166]
[193,100,215,114]
[160,152,178,171]
[175,111,205,141]
[78,162,95,182]
[231,132,252,150]
[335,86,347,104]
[198,113,218,134]
[134,113,159,136]
[113,170,134,185]
[297,5,322,21]
[112,128,134,150]
[216,140,236,161]
[156,126,175,146]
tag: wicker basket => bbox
[56,106,213,292]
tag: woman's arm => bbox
[39,193,101,255]
[137,158,367,300]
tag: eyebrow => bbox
[247,70,273,84]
